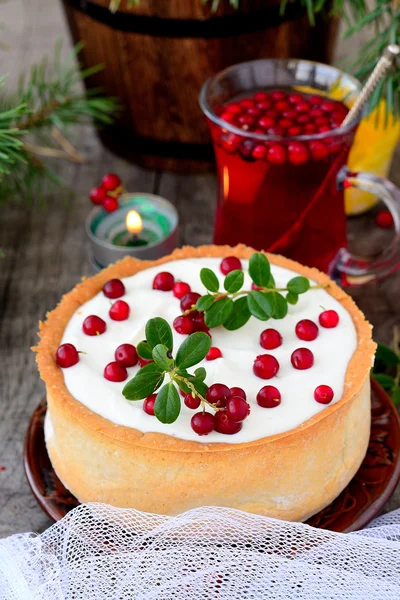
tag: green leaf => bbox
[145,317,173,351]
[196,295,215,312]
[287,276,310,295]
[372,373,395,392]
[154,382,181,424]
[249,253,271,288]
[200,268,220,292]
[204,297,234,328]
[270,292,288,319]
[223,297,251,331]
[194,367,206,382]
[224,269,244,293]
[152,344,174,371]
[175,332,212,369]
[286,292,299,305]
[375,343,400,369]
[122,363,164,400]
[391,388,400,407]
[247,291,274,321]
[175,369,208,398]
[137,340,153,360]
[266,274,276,288]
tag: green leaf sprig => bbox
[185,253,324,331]
[122,317,213,424]
[372,327,400,406]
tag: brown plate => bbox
[24,378,400,531]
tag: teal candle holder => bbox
[85,193,179,269]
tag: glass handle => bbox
[331,167,400,287]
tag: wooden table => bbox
[1,0,400,538]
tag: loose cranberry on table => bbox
[226,397,250,422]
[291,348,314,370]
[257,385,281,408]
[314,385,334,405]
[206,347,222,361]
[104,361,128,382]
[173,281,191,299]
[173,315,194,335]
[214,410,242,435]
[184,393,201,410]
[143,394,157,415]
[89,186,106,205]
[295,319,319,342]
[230,387,246,400]
[260,328,282,350]
[220,256,242,275]
[253,354,279,379]
[102,196,119,213]
[56,343,79,368]
[153,272,175,291]
[180,292,201,312]
[319,310,339,328]
[206,383,232,408]
[114,343,138,367]
[101,173,121,191]
[191,411,215,436]
[109,300,130,321]
[83,315,106,336]
[103,278,125,299]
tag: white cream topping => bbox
[60,258,357,444]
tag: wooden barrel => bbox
[61,0,340,172]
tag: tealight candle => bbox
[86,193,179,270]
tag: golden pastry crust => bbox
[35,245,376,520]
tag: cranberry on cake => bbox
[35,245,376,521]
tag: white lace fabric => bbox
[1,503,400,600]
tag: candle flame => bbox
[126,210,143,235]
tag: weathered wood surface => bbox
[0,0,400,538]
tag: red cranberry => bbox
[89,186,106,205]
[253,354,280,379]
[220,256,242,275]
[314,385,334,404]
[180,292,201,312]
[260,328,282,350]
[310,94,324,105]
[278,118,294,129]
[206,347,223,361]
[321,100,336,113]
[291,348,314,370]
[104,361,128,382]
[101,173,121,191]
[271,90,287,101]
[288,93,303,104]
[83,315,106,336]
[220,132,241,153]
[173,281,191,299]
[283,109,297,119]
[310,108,323,118]
[376,210,394,229]
[257,385,282,408]
[230,387,246,400]
[252,144,267,160]
[254,91,269,102]
[240,140,256,160]
[139,357,154,367]
[319,310,339,328]
[310,141,329,160]
[296,113,311,124]
[251,282,263,291]
[184,393,201,410]
[115,344,138,367]
[173,315,194,335]
[103,196,119,213]
[56,343,79,368]
[288,142,309,166]
[315,116,330,126]
[256,100,272,110]
[258,116,275,129]
[267,126,285,137]
[238,114,255,127]
[191,411,215,435]
[265,109,279,119]
[220,111,237,124]
[275,100,290,112]
[214,410,242,434]
[153,272,175,291]
[295,102,310,113]
[143,394,156,415]
[109,300,130,321]
[318,125,331,133]
[304,124,317,134]
[240,98,255,109]
[192,312,210,334]
[295,319,319,341]
[247,106,262,117]
[267,144,286,165]
[227,397,250,422]
[103,278,125,299]
[225,103,242,115]
[206,383,232,408]
[287,126,302,137]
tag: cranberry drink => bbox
[209,90,355,273]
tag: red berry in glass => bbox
[143,394,156,415]
[206,347,222,361]
[260,328,282,350]
[253,354,279,379]
[230,387,246,400]
[104,361,128,382]
[173,315,194,335]
[375,209,394,229]
[109,300,130,321]
[173,281,191,299]
[220,256,242,275]
[191,411,215,436]
[180,292,201,312]
[257,385,281,408]
[153,271,175,291]
[102,196,119,213]
[103,278,125,299]
[214,410,242,435]
[295,319,319,341]
[227,397,250,422]
[291,348,314,370]
[184,393,201,410]
[319,310,339,328]
[56,343,79,368]
[206,383,232,408]
[83,315,106,336]
[114,343,138,367]
[101,173,121,191]
[314,385,334,405]
[89,186,106,205]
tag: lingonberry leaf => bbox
[122,362,164,400]
[391,388,400,406]
[200,268,220,293]
[287,276,310,295]
[224,269,244,293]
[374,343,400,369]
[152,344,174,371]
[286,292,299,305]
[266,273,276,288]
[270,292,288,319]
[372,373,395,392]
[249,253,271,288]
[175,332,212,369]
[223,296,251,330]
[247,291,274,321]
[196,294,215,312]
[154,382,181,424]
[145,317,173,351]
[175,369,208,397]
[194,367,206,381]
[137,340,153,360]
[204,297,233,328]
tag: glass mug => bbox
[200,59,400,285]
